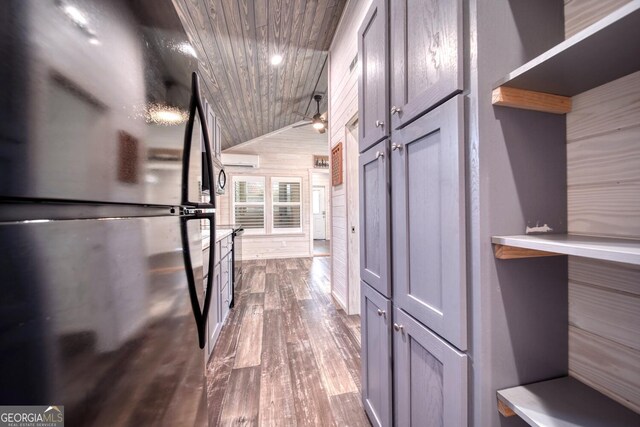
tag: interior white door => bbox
[313,186,326,240]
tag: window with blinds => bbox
[232,176,265,233]
[272,177,302,233]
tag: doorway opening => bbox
[311,173,330,256]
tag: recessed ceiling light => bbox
[177,42,198,58]
[271,54,283,66]
[63,4,88,27]
[145,103,188,126]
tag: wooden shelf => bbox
[497,377,640,427]
[491,234,640,265]
[493,1,640,100]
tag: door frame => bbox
[308,169,331,256]
[344,113,360,314]
[312,185,327,240]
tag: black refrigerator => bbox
[0,1,216,424]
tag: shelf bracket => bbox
[493,244,562,260]
[497,399,516,418]
[492,87,572,114]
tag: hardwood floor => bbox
[206,257,369,426]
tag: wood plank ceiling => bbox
[172,0,346,149]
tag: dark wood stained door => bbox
[393,308,467,427]
[361,282,393,427]
[391,96,466,350]
[358,0,389,153]
[359,140,391,298]
[390,0,463,129]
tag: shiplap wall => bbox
[328,0,372,311]
[218,125,328,260]
[565,1,640,412]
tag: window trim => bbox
[231,175,266,235]
[271,176,303,234]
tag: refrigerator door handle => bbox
[179,71,217,349]
[180,214,215,349]
[181,71,216,210]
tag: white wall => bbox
[218,125,328,260]
[328,0,371,312]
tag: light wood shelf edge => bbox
[492,87,572,114]
[497,399,516,417]
[493,243,561,259]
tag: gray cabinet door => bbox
[390,0,462,129]
[393,308,467,427]
[391,96,466,350]
[207,263,221,357]
[360,140,391,297]
[358,0,389,153]
[361,282,393,427]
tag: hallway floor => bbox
[206,257,369,426]
[313,239,330,256]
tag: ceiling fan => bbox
[293,94,327,134]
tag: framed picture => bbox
[314,155,329,169]
[331,143,343,186]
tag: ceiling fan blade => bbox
[292,122,312,128]
[293,111,312,120]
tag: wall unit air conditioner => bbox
[221,153,260,168]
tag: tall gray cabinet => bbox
[358,0,465,426]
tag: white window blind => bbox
[272,177,302,233]
[232,176,265,233]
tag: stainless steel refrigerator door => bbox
[0,215,208,426]
[0,0,203,206]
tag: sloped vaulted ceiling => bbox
[173,0,347,149]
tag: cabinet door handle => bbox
[377,309,386,317]
[391,143,403,151]
[391,106,401,115]
[375,120,384,128]
[393,323,404,332]
[375,151,384,159]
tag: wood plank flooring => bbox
[206,257,369,426]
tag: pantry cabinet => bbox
[360,283,393,427]
[392,308,468,427]
[390,96,466,351]
[359,0,468,424]
[389,0,463,129]
[358,0,389,152]
[359,140,391,298]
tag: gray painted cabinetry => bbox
[207,263,221,356]
[358,0,389,153]
[206,234,234,359]
[361,282,393,427]
[389,0,463,129]
[358,0,467,425]
[359,140,391,298]
[393,308,467,427]
[391,96,466,351]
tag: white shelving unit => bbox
[491,234,640,266]
[491,1,640,424]
[497,377,640,427]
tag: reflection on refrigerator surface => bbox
[0,216,206,425]
[0,0,210,424]
[1,0,200,205]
